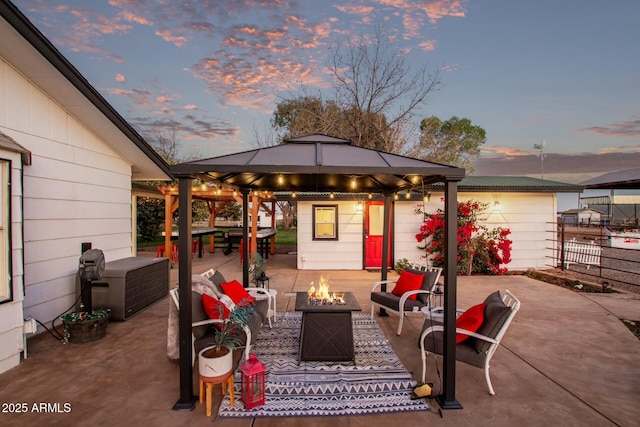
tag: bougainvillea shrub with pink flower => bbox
[415,200,512,275]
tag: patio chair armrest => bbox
[399,289,432,311]
[200,268,215,279]
[371,280,397,292]
[191,318,226,328]
[419,324,444,352]
[241,324,252,361]
[419,325,498,353]
[455,329,498,345]
[428,306,466,317]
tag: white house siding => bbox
[297,201,364,270]
[0,149,25,374]
[0,58,134,336]
[395,192,557,272]
[298,191,557,272]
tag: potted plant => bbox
[60,307,111,344]
[198,302,255,382]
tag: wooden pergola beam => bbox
[157,184,277,260]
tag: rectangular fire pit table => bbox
[294,292,362,363]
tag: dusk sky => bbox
[13,0,640,183]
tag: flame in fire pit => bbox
[308,276,345,304]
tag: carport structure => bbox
[170,134,466,411]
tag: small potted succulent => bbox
[198,302,255,381]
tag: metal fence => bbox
[547,222,640,294]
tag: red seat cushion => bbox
[201,293,230,321]
[220,280,256,306]
[456,303,486,343]
[391,269,425,301]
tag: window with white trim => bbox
[0,160,10,302]
[313,205,338,240]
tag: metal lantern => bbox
[240,353,265,409]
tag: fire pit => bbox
[307,276,345,305]
[295,284,361,363]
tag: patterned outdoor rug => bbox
[218,312,429,417]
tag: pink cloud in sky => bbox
[580,118,640,137]
[439,64,459,72]
[118,10,152,26]
[334,5,375,16]
[480,145,532,158]
[70,9,131,35]
[184,104,198,110]
[333,1,467,39]
[115,73,125,83]
[599,143,640,154]
[419,40,437,51]
[416,0,467,25]
[155,28,188,47]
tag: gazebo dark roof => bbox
[171,134,465,192]
[170,134,465,411]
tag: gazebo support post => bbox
[242,189,250,287]
[173,177,196,411]
[378,193,393,316]
[437,179,463,410]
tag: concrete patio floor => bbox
[1,250,638,426]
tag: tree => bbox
[276,200,296,229]
[271,95,345,142]
[328,24,440,152]
[268,24,440,155]
[137,130,208,243]
[137,197,165,243]
[218,202,242,221]
[407,116,486,174]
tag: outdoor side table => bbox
[248,289,277,328]
[421,305,444,321]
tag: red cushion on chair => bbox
[391,269,425,301]
[220,280,256,305]
[456,303,486,343]
[201,293,230,320]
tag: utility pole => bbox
[533,139,546,179]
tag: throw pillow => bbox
[391,269,424,300]
[403,268,439,305]
[201,293,230,321]
[455,303,486,344]
[220,280,256,306]
[475,291,511,353]
[208,270,227,295]
[191,291,210,339]
[218,294,236,311]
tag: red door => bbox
[364,201,392,269]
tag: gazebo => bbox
[170,134,466,410]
